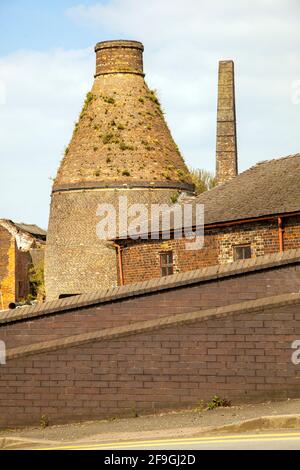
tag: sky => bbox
[0,0,299,228]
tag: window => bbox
[160,251,174,277]
[233,244,252,261]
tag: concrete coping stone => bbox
[1,248,300,325]
[6,291,300,360]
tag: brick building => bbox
[0,220,46,310]
[113,153,300,285]
[111,59,300,285]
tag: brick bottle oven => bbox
[45,40,194,300]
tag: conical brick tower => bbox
[45,40,193,300]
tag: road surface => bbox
[35,431,300,450]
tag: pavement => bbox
[2,398,300,450]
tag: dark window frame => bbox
[160,251,174,277]
[233,244,252,261]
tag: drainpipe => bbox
[113,243,124,286]
[278,216,284,252]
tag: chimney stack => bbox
[95,40,144,77]
[215,60,238,185]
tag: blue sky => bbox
[0,0,106,54]
[0,0,299,228]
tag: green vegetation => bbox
[122,169,131,176]
[120,142,134,151]
[80,91,94,118]
[101,94,115,104]
[148,89,160,105]
[195,396,231,412]
[102,133,114,144]
[170,192,180,204]
[162,171,171,180]
[141,139,153,150]
[207,396,231,410]
[40,415,49,428]
[189,168,216,194]
[28,261,45,301]
[117,123,125,130]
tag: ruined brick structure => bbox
[216,60,238,185]
[45,40,193,300]
[0,220,46,309]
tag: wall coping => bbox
[1,248,300,326]
[6,291,300,360]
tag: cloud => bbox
[0,47,94,227]
[1,0,300,227]
[65,0,300,170]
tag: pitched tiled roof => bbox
[0,248,300,325]
[114,153,300,239]
[195,153,300,225]
[6,291,300,360]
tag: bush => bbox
[189,168,216,194]
[207,395,231,410]
[29,261,45,301]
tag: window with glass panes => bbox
[233,244,251,261]
[160,251,173,276]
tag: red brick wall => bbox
[119,217,300,285]
[0,299,300,426]
[0,226,15,309]
[15,250,31,301]
[284,217,300,250]
[1,262,300,350]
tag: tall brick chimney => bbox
[44,40,193,300]
[215,60,238,185]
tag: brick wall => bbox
[95,40,144,76]
[1,294,300,426]
[1,255,300,349]
[119,217,300,285]
[15,250,31,301]
[0,226,15,310]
